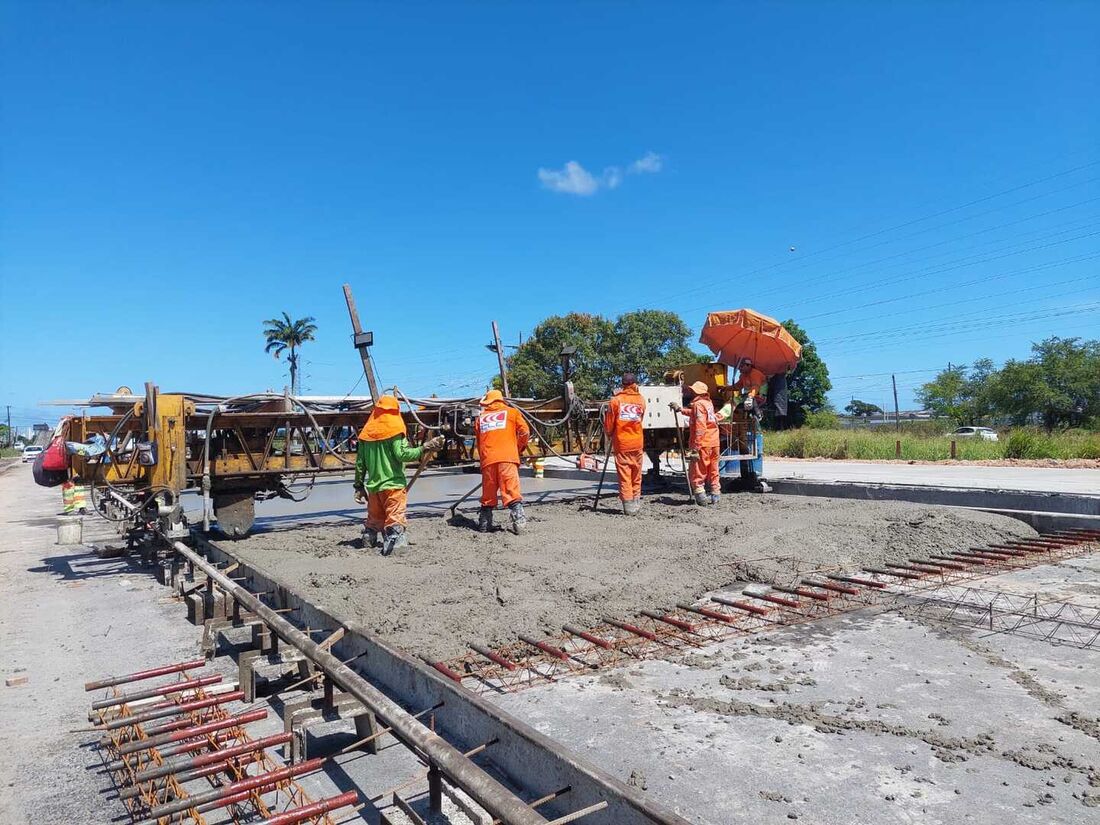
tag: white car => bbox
[952,426,999,442]
[21,445,44,462]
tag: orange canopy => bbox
[699,309,802,375]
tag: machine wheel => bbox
[213,491,256,538]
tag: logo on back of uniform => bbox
[619,403,643,422]
[478,411,507,432]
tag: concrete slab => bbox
[491,556,1100,824]
[766,459,1100,495]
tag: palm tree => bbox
[262,312,318,395]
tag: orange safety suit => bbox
[688,393,721,494]
[733,366,767,397]
[475,393,530,508]
[603,384,646,501]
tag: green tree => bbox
[916,364,971,424]
[777,319,832,428]
[1024,337,1100,431]
[506,310,706,398]
[606,310,706,384]
[844,399,882,418]
[506,313,614,399]
[262,312,318,396]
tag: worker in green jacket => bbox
[353,394,443,555]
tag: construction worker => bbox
[474,389,530,534]
[603,372,646,515]
[733,358,767,398]
[353,395,443,555]
[673,380,721,506]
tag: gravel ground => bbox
[225,494,1035,659]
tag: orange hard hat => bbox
[480,389,504,406]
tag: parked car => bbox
[21,445,44,462]
[952,426,999,442]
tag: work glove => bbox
[668,401,683,413]
[685,450,699,462]
[353,488,366,504]
[423,435,445,452]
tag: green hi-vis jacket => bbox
[354,435,424,493]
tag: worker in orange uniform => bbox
[673,380,721,506]
[353,395,443,555]
[733,358,767,397]
[474,389,531,534]
[603,372,647,515]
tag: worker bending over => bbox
[475,389,531,534]
[353,395,443,555]
[603,372,647,515]
[674,380,721,506]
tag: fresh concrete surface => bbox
[492,556,1100,824]
[766,459,1100,495]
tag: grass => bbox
[765,427,1100,461]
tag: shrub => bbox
[803,410,839,430]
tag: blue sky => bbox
[1,1,1097,428]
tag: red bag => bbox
[41,437,69,472]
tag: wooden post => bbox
[950,440,957,459]
[342,284,381,403]
[895,439,901,459]
[491,320,510,398]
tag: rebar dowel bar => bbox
[133,732,292,783]
[470,643,520,670]
[85,659,207,692]
[114,708,266,756]
[709,594,770,616]
[134,756,326,825]
[171,541,549,825]
[422,655,465,683]
[116,753,266,801]
[519,635,570,661]
[97,690,245,731]
[91,675,224,712]
[562,625,614,649]
[640,610,697,632]
[604,617,659,641]
[677,602,738,623]
[254,790,360,825]
[546,801,610,824]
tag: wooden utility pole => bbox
[892,374,900,432]
[490,320,510,398]
[342,284,381,403]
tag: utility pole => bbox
[892,374,900,432]
[5,406,10,448]
[560,346,576,454]
[490,320,510,398]
[342,284,381,403]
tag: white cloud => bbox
[538,152,664,196]
[629,151,663,174]
[537,161,601,196]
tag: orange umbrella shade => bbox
[699,309,802,374]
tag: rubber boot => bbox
[361,527,380,549]
[477,506,493,533]
[381,525,408,556]
[693,490,711,506]
[508,501,528,534]
[623,498,641,516]
[709,492,721,506]
[621,498,630,515]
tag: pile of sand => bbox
[226,494,1035,659]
